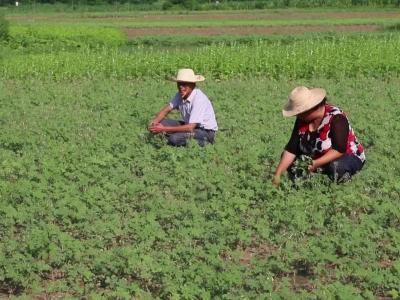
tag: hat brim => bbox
[282,88,326,117]
[169,75,205,83]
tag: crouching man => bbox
[148,68,218,147]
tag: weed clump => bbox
[290,155,313,182]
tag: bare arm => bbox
[309,149,344,172]
[150,123,197,134]
[149,103,197,133]
[273,150,297,186]
[149,104,173,126]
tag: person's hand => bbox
[148,119,159,128]
[308,161,317,173]
[148,120,159,132]
[149,123,165,133]
[272,175,281,187]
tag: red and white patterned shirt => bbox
[287,104,365,163]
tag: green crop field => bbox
[0,7,400,299]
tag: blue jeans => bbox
[160,119,215,147]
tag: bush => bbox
[184,0,201,9]
[0,14,9,41]
[385,23,400,31]
[162,0,173,10]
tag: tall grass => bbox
[1,34,400,80]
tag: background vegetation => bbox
[1,0,400,11]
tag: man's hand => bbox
[148,104,173,132]
[149,123,166,133]
[149,120,158,126]
[148,120,159,131]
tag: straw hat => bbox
[170,69,205,83]
[282,86,326,117]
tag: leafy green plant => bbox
[0,14,9,41]
[290,155,313,182]
[0,77,399,298]
[9,25,126,50]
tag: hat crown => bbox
[289,86,313,106]
[176,69,196,82]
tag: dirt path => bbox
[123,24,380,37]
[87,11,400,21]
[8,10,400,22]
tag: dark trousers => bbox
[160,119,215,147]
[289,154,364,183]
[322,154,364,183]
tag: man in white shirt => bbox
[148,69,218,147]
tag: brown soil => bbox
[88,11,400,21]
[123,24,380,37]
[238,242,277,265]
[378,259,394,269]
[291,274,315,291]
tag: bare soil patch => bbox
[238,242,277,266]
[92,11,400,21]
[124,24,380,37]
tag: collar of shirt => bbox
[183,88,197,104]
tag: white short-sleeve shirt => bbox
[169,88,218,131]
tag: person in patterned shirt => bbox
[273,86,365,186]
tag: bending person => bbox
[273,86,365,186]
[148,68,218,147]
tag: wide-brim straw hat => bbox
[170,68,205,83]
[282,86,326,117]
